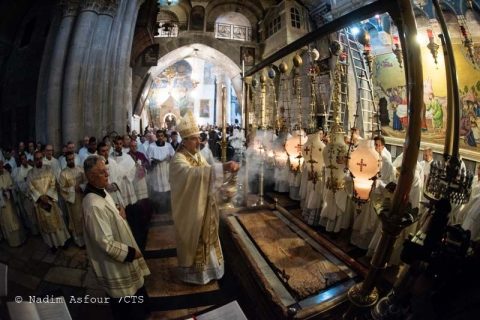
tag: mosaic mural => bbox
[374,43,480,152]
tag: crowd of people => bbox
[0,114,242,319]
[0,122,245,251]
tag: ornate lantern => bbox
[324,128,347,191]
[303,132,325,187]
[323,60,348,192]
[285,129,307,172]
[348,139,380,202]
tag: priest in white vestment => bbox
[450,164,480,225]
[147,130,175,193]
[0,162,26,247]
[367,161,423,265]
[58,152,87,247]
[200,132,216,166]
[82,155,150,319]
[3,148,17,172]
[12,153,38,235]
[170,111,239,285]
[111,137,137,207]
[147,130,175,213]
[79,137,98,166]
[27,151,70,250]
[42,144,61,179]
[351,137,395,249]
[59,141,80,169]
[461,194,480,243]
[97,142,125,208]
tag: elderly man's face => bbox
[87,160,109,189]
[183,135,201,154]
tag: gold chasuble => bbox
[27,166,70,248]
[169,147,224,284]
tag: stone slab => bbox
[145,225,177,251]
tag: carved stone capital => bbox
[80,0,118,16]
[60,0,81,17]
[100,0,119,17]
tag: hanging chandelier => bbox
[324,56,348,192]
[285,52,307,174]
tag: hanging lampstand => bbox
[426,28,440,65]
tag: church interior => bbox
[1,0,480,319]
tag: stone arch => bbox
[205,0,263,32]
[150,42,243,116]
[158,10,179,23]
[190,5,205,31]
[156,34,243,69]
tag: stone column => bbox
[108,0,144,135]
[212,68,225,126]
[83,1,117,137]
[42,0,80,148]
[61,0,100,143]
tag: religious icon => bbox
[142,44,159,67]
[241,47,255,66]
[200,99,210,118]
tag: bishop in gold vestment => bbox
[170,111,239,284]
[59,152,87,247]
[27,151,70,249]
[0,161,25,247]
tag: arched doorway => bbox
[147,43,243,127]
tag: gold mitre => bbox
[177,110,201,138]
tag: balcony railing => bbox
[155,21,188,38]
[215,23,252,42]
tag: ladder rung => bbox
[353,64,366,70]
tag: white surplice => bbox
[146,142,175,193]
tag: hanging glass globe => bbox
[348,139,381,202]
